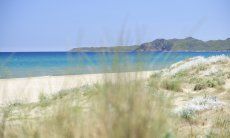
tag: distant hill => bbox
[70,37,230,52]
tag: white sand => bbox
[0,71,154,105]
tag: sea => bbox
[0,52,230,79]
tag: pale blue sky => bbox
[0,0,229,52]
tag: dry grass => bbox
[207,111,230,138]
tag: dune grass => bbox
[148,73,182,92]
[161,78,182,92]
[193,77,225,91]
[207,111,230,138]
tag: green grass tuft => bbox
[193,77,225,91]
[38,93,50,107]
[161,78,182,92]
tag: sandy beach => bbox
[0,71,154,105]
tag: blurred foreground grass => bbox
[1,74,177,138]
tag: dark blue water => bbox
[0,52,229,78]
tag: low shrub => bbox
[180,109,196,120]
[174,70,189,78]
[194,84,206,91]
[193,77,225,91]
[195,64,208,72]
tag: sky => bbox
[0,0,229,52]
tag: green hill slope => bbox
[70,37,230,52]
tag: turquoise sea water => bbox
[0,52,230,78]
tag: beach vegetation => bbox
[161,78,182,92]
[214,114,230,129]
[196,64,208,72]
[148,72,161,91]
[174,70,189,78]
[226,72,230,79]
[193,77,225,91]
[180,109,196,120]
[208,112,230,138]
[194,83,206,91]
[52,88,80,100]
[38,93,50,107]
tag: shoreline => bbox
[0,71,154,105]
[0,69,156,80]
